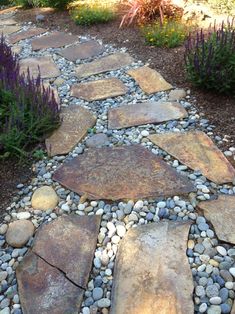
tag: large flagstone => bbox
[0,25,21,36]
[76,52,134,78]
[71,78,128,101]
[108,101,188,129]
[59,40,104,62]
[110,221,194,314]
[31,32,78,50]
[45,105,96,156]
[19,56,60,79]
[127,66,173,94]
[198,195,235,244]
[53,145,195,201]
[8,27,46,44]
[16,251,83,314]
[32,215,101,288]
[148,131,235,184]
[0,18,17,26]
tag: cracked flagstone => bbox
[45,105,96,156]
[19,56,61,79]
[8,27,47,44]
[76,52,134,78]
[111,221,194,314]
[53,145,195,201]
[71,78,128,101]
[59,40,104,62]
[198,195,235,244]
[149,131,235,184]
[31,31,78,50]
[108,101,188,129]
[127,66,173,94]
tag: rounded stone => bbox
[116,225,126,238]
[92,287,103,301]
[208,305,221,314]
[199,303,207,313]
[210,296,222,305]
[6,220,35,248]
[229,267,235,277]
[97,298,111,308]
[220,303,231,313]
[0,224,8,235]
[206,284,219,298]
[216,246,227,256]
[31,186,59,211]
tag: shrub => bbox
[71,1,116,26]
[184,21,235,94]
[13,0,70,9]
[142,18,190,48]
[0,36,60,158]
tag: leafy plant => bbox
[184,20,235,94]
[142,18,190,48]
[32,148,46,159]
[0,35,60,158]
[13,0,70,9]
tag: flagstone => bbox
[71,78,128,101]
[31,32,78,50]
[59,40,104,62]
[232,303,235,314]
[19,56,60,79]
[16,251,84,314]
[76,52,134,78]
[148,131,235,184]
[53,145,195,201]
[110,221,194,314]
[127,66,173,94]
[108,101,187,129]
[0,18,17,26]
[45,105,96,156]
[198,195,235,244]
[8,27,47,44]
[0,25,21,36]
[32,215,101,288]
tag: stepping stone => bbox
[45,105,96,156]
[71,78,128,101]
[31,32,78,51]
[198,195,235,244]
[6,220,35,248]
[53,145,195,201]
[32,215,101,288]
[59,40,104,62]
[76,52,134,78]
[0,18,17,26]
[127,66,173,94]
[0,25,21,36]
[19,56,60,79]
[8,27,47,44]
[16,251,83,314]
[86,133,109,148]
[111,221,194,314]
[148,131,235,184]
[108,101,187,129]
[232,303,235,314]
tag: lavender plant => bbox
[184,20,235,94]
[0,35,60,158]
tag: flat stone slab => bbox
[110,221,194,314]
[32,215,101,288]
[198,195,235,244]
[108,101,188,129]
[31,32,78,50]
[0,25,21,36]
[127,66,173,94]
[232,303,235,314]
[0,18,17,26]
[45,105,96,156]
[148,131,235,184]
[8,27,47,44]
[53,145,195,201]
[76,52,134,78]
[16,251,83,314]
[59,40,104,62]
[19,56,60,79]
[71,78,128,101]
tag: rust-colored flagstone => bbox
[0,18,17,26]
[16,251,83,314]
[108,101,188,129]
[76,52,134,78]
[110,221,194,314]
[0,25,21,36]
[71,78,128,101]
[19,56,60,79]
[31,32,78,50]
[148,131,235,184]
[59,40,104,62]
[45,105,96,156]
[53,145,195,201]
[198,195,235,244]
[8,27,47,44]
[127,66,173,94]
[32,215,101,288]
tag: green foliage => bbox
[142,19,190,48]
[32,148,46,159]
[13,0,70,9]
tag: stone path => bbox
[0,9,235,314]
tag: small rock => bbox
[97,298,111,308]
[116,225,126,237]
[92,287,103,301]
[31,186,59,211]
[36,14,45,22]
[16,212,31,220]
[210,296,222,305]
[216,246,227,256]
[6,220,34,248]
[168,89,186,101]
[0,224,8,235]
[229,267,235,277]
[86,134,109,148]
